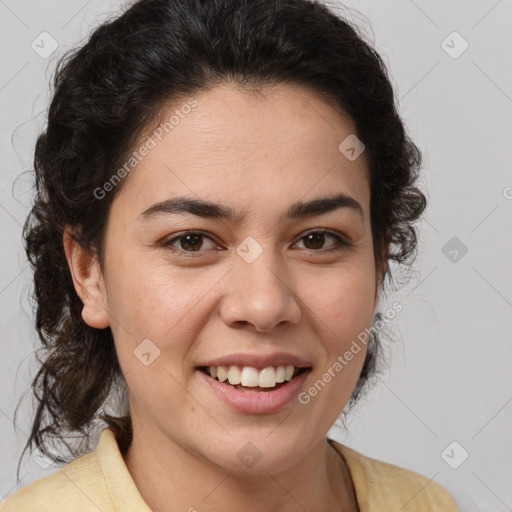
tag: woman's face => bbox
[80,83,383,473]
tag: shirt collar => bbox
[95,427,153,511]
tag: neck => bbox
[122,424,359,512]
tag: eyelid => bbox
[293,228,348,244]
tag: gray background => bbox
[1,0,511,510]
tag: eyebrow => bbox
[138,192,364,224]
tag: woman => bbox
[1,0,459,510]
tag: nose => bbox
[219,247,302,334]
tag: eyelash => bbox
[161,229,352,258]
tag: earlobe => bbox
[62,227,110,329]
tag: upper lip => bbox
[197,352,312,370]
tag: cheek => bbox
[105,262,209,412]
[304,270,374,403]
[105,259,227,387]
[108,257,211,333]
[299,262,377,343]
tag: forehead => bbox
[114,83,370,222]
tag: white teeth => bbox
[207,364,300,388]
[259,367,277,388]
[227,365,241,385]
[217,366,228,382]
[240,367,259,387]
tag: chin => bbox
[199,433,309,476]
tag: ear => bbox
[62,227,110,329]
[373,233,390,310]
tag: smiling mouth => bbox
[196,365,308,392]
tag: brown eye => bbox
[163,231,217,254]
[176,233,203,251]
[302,232,326,250]
[294,230,350,252]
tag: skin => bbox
[64,83,387,512]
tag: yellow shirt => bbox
[0,427,459,511]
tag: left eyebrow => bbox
[138,192,364,224]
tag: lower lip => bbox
[196,369,310,414]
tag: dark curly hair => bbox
[14,0,425,481]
